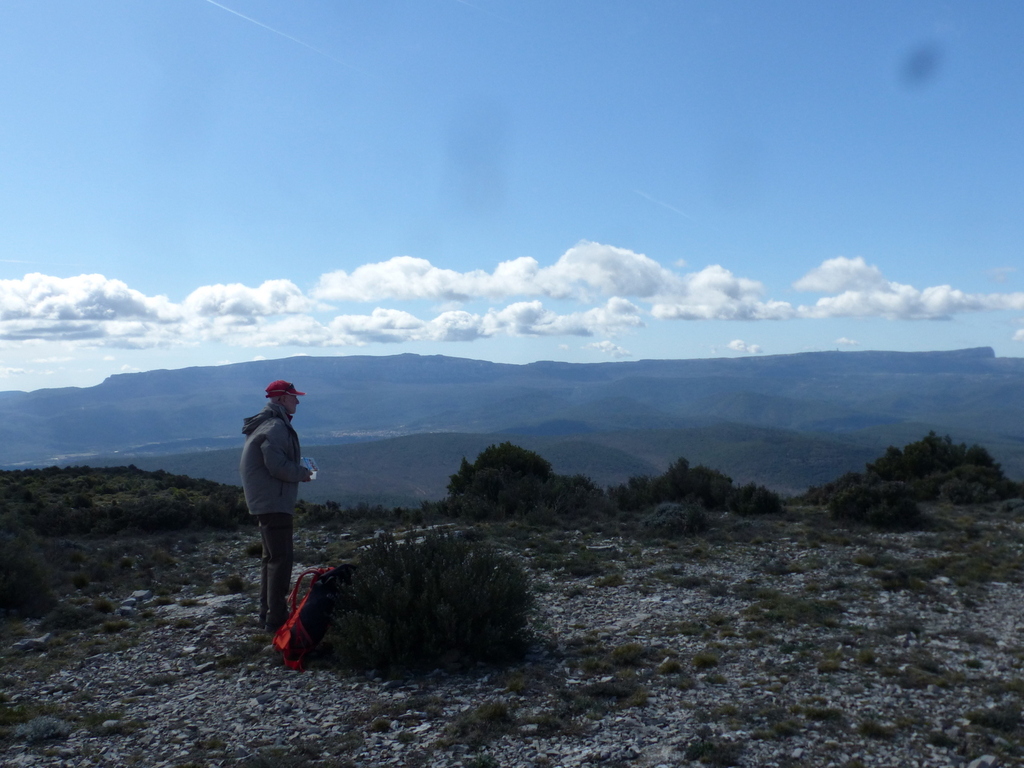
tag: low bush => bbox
[39,604,104,632]
[330,532,534,670]
[610,459,735,511]
[610,458,784,517]
[642,502,709,537]
[803,432,1021,527]
[0,529,55,617]
[0,466,248,536]
[441,443,610,522]
[868,432,1020,502]
[448,442,552,498]
[14,716,72,743]
[728,483,784,516]
[828,478,921,529]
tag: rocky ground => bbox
[3,502,1024,768]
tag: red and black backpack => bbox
[273,563,356,671]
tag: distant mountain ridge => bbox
[4,348,1023,499]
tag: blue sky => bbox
[2,0,1023,392]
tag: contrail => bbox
[635,190,698,223]
[201,0,357,71]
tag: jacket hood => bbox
[242,403,288,435]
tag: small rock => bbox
[13,634,52,652]
[967,756,998,768]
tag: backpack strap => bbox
[287,568,328,613]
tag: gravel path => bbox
[3,507,1023,767]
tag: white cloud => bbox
[0,366,27,377]
[311,242,795,323]
[312,241,682,303]
[835,337,860,346]
[5,248,1024,354]
[794,256,1024,320]
[652,265,794,320]
[727,339,763,354]
[314,256,505,302]
[585,340,631,358]
[1014,328,1024,342]
[0,274,183,347]
[539,241,681,300]
[184,280,313,317]
[793,256,888,293]
[0,273,179,323]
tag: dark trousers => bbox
[257,512,294,629]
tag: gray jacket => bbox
[239,403,308,515]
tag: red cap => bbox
[265,380,305,397]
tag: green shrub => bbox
[607,474,656,510]
[0,466,248,536]
[442,443,609,522]
[40,604,103,631]
[806,433,1021,511]
[829,479,921,529]
[869,432,982,481]
[331,532,534,669]
[869,432,1018,502]
[967,703,1021,733]
[728,483,783,516]
[802,471,867,506]
[14,716,72,742]
[610,458,735,511]
[0,531,55,617]
[642,502,709,537]
[656,460,733,509]
[448,442,552,496]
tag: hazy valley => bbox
[3,347,1023,505]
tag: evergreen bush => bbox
[868,432,1019,502]
[642,502,709,536]
[607,474,656,510]
[801,471,865,506]
[806,432,1019,524]
[0,530,55,617]
[14,716,72,743]
[728,483,784,516]
[1,466,248,536]
[330,532,534,670]
[655,461,734,509]
[447,442,552,496]
[609,458,769,513]
[442,443,609,521]
[828,479,921,529]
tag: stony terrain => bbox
[3,503,1024,768]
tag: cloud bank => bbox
[3,247,1024,352]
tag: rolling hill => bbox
[5,347,1023,501]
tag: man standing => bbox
[240,380,312,633]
